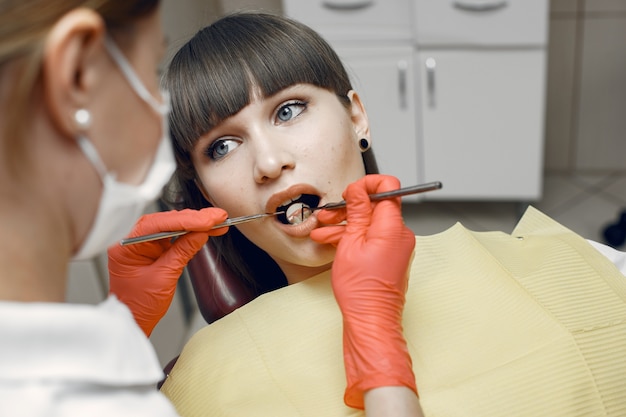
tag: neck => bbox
[281,262,333,285]
[0,75,93,303]
[0,190,70,302]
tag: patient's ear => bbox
[347,90,371,146]
[41,8,105,139]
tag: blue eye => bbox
[206,138,241,161]
[276,101,307,123]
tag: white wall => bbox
[161,0,219,65]
[545,0,626,172]
[218,0,282,14]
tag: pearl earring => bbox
[359,138,370,152]
[74,109,91,130]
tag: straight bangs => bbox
[165,12,352,168]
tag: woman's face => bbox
[192,84,369,283]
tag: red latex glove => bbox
[310,175,417,409]
[108,208,228,337]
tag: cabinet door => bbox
[283,0,413,42]
[418,49,546,200]
[336,45,421,199]
[414,0,549,47]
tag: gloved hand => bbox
[108,208,228,337]
[310,174,417,409]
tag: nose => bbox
[252,134,295,183]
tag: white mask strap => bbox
[76,135,108,180]
[103,35,166,114]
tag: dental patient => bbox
[108,12,626,417]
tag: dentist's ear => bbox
[42,8,105,139]
[346,90,371,149]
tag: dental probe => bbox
[309,181,442,211]
[120,212,285,246]
[120,181,443,246]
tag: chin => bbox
[273,238,336,273]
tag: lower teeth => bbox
[286,203,312,225]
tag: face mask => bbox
[72,36,176,260]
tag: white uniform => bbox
[0,295,179,417]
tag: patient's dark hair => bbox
[163,12,378,294]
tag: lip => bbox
[265,184,324,213]
[275,211,320,237]
[266,184,325,238]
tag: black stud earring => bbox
[359,138,370,152]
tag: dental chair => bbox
[185,240,257,325]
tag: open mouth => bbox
[276,194,320,225]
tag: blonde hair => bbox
[0,0,159,168]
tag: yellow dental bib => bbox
[161,207,626,416]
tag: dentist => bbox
[0,1,226,415]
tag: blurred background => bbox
[68,0,626,366]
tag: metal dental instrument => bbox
[120,212,285,246]
[308,181,442,211]
[120,181,443,246]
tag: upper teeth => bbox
[278,194,302,208]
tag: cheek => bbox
[195,165,255,215]
[323,134,363,175]
[302,117,358,163]
[323,135,367,187]
[100,107,161,184]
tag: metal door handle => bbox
[425,57,436,108]
[322,0,374,11]
[398,60,408,110]
[453,0,508,12]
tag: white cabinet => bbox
[336,45,420,195]
[284,0,549,201]
[417,50,546,199]
[284,0,413,42]
[414,0,549,46]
